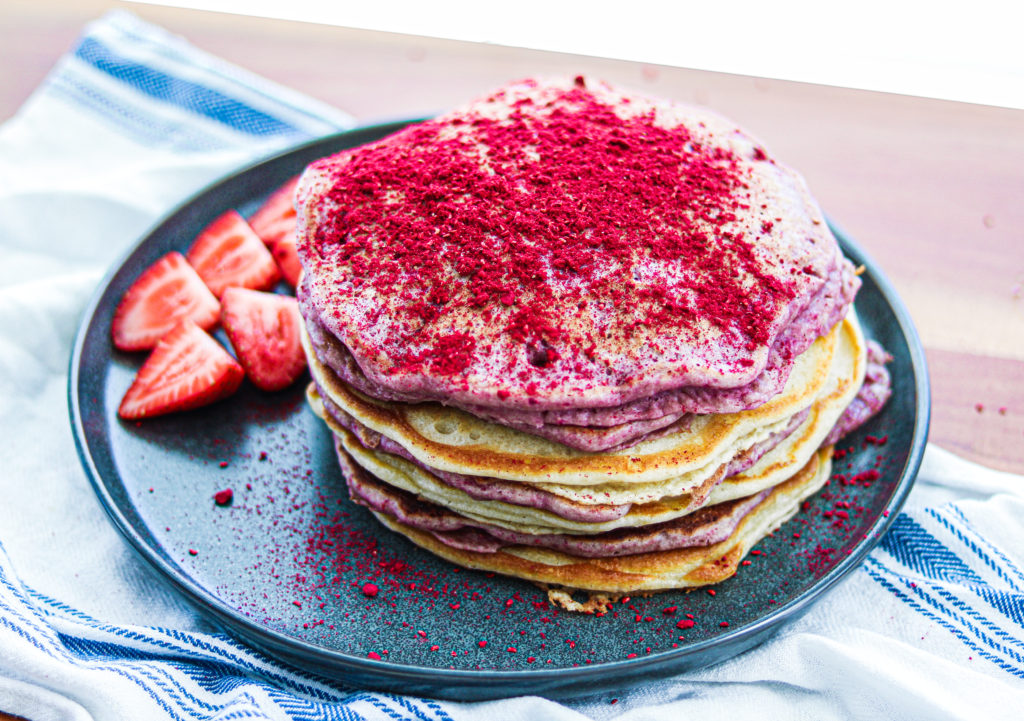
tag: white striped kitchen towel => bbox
[0,10,1022,721]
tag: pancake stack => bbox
[294,77,890,610]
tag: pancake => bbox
[299,279,855,452]
[339,445,788,558]
[365,448,832,596]
[293,77,892,606]
[310,313,857,531]
[823,339,892,446]
[295,77,859,425]
[302,313,855,487]
[308,309,859,538]
[313,397,726,536]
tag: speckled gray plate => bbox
[69,121,930,701]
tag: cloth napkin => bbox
[1,10,1022,721]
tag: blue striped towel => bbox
[0,10,1022,720]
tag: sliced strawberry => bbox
[272,235,303,287]
[221,287,307,391]
[112,251,220,351]
[186,209,280,298]
[249,176,299,247]
[118,320,244,419]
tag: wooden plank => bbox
[1,0,1021,479]
[0,0,103,119]
[927,348,1024,474]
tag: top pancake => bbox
[296,76,856,414]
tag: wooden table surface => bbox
[0,2,1021,719]
[3,0,1023,481]
[4,0,1023,478]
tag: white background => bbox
[126,0,1024,110]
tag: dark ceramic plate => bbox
[69,121,930,701]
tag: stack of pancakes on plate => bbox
[294,77,890,609]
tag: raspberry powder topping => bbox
[297,78,840,409]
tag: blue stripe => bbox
[58,634,254,709]
[879,514,1024,629]
[18,594,388,721]
[104,12,344,134]
[264,688,368,721]
[389,694,448,721]
[49,68,231,152]
[48,73,179,148]
[932,506,1024,590]
[30,588,351,703]
[0,562,65,650]
[347,694,412,721]
[864,559,1024,679]
[25,621,374,721]
[3,575,370,720]
[923,584,1024,652]
[421,700,452,721]
[0,611,193,721]
[880,514,982,585]
[0,612,57,660]
[74,36,299,137]
[970,585,1024,629]
[211,710,265,721]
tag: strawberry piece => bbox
[221,288,307,391]
[249,178,304,287]
[187,209,280,298]
[249,176,299,247]
[118,320,244,419]
[112,251,220,351]
[272,235,303,287]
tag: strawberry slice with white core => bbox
[111,251,220,351]
[187,209,280,298]
[272,235,303,287]
[118,320,244,419]
[221,287,307,391]
[249,176,299,247]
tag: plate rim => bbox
[67,121,932,698]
